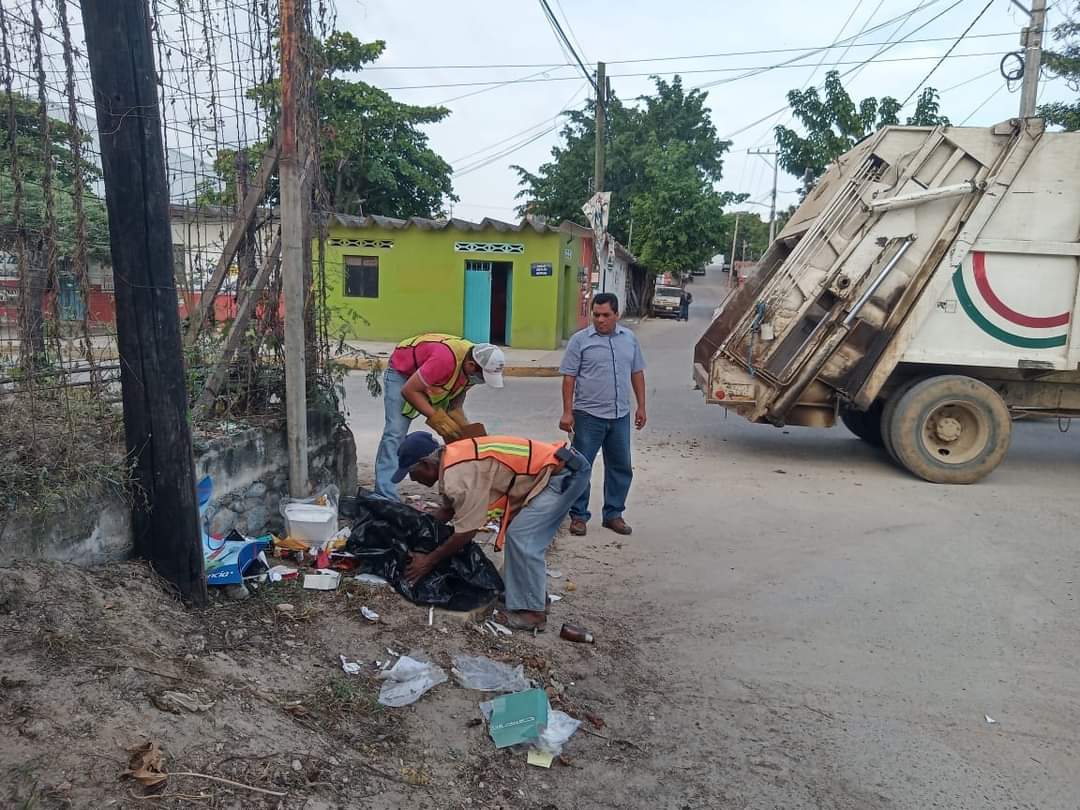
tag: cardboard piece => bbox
[486,688,549,749]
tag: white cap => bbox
[471,343,505,389]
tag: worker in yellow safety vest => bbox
[391,432,591,632]
[374,333,505,500]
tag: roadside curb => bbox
[331,356,561,378]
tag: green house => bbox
[320,214,589,350]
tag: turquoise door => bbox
[464,260,492,343]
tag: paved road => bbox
[345,271,1080,808]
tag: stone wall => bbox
[2,410,357,565]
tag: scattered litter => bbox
[377,654,448,707]
[547,569,564,579]
[291,759,303,772]
[485,619,513,637]
[428,606,434,626]
[354,573,390,587]
[527,749,554,768]
[774,468,787,474]
[204,530,271,586]
[267,565,298,583]
[985,714,997,724]
[559,623,595,644]
[361,606,380,622]
[151,690,214,714]
[281,486,340,544]
[481,688,549,749]
[565,582,577,592]
[534,710,582,756]
[548,593,563,603]
[276,603,295,614]
[303,570,341,591]
[340,655,362,676]
[452,655,530,692]
[386,647,401,657]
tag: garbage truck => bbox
[693,118,1080,483]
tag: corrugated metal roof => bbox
[327,212,562,234]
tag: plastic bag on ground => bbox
[345,489,503,611]
[377,654,448,707]
[534,710,582,756]
[452,655,530,692]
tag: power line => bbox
[901,0,996,107]
[378,51,1011,92]
[960,83,1006,123]
[538,0,597,94]
[553,0,590,65]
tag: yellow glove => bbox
[427,409,463,442]
[447,408,469,428]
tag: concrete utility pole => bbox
[1018,0,1047,118]
[749,147,780,245]
[593,61,607,195]
[280,0,309,497]
[81,0,206,605]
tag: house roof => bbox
[327,212,638,264]
[327,212,564,234]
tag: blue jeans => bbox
[503,453,591,612]
[569,410,632,523]
[374,369,414,500]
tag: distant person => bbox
[393,431,590,632]
[679,290,693,321]
[558,293,647,536]
[373,333,505,500]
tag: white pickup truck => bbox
[694,118,1080,483]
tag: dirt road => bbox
[345,269,1080,808]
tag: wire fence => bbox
[1,0,339,519]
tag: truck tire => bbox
[887,375,1011,484]
[880,377,924,463]
[840,401,885,447]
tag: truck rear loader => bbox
[693,118,1080,483]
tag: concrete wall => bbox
[2,412,357,566]
[321,222,582,349]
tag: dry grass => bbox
[0,389,129,520]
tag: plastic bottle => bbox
[559,623,595,643]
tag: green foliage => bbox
[0,92,110,259]
[775,71,948,195]
[1040,3,1080,131]
[514,76,735,273]
[201,33,456,218]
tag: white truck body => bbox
[694,119,1080,482]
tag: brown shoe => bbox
[602,517,632,535]
[569,518,587,536]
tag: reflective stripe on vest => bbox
[442,435,566,551]
[394,333,474,419]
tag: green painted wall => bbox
[321,222,579,349]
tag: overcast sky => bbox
[337,0,1074,225]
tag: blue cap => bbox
[392,432,441,483]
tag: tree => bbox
[515,76,735,274]
[775,71,949,196]
[204,33,456,218]
[1,91,109,362]
[1040,3,1080,131]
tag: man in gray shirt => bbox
[558,293,647,536]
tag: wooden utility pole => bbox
[280,0,309,497]
[1019,0,1047,118]
[80,0,206,605]
[593,61,606,194]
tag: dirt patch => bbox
[0,537,652,809]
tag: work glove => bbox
[427,409,463,442]
[447,408,469,428]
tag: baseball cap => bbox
[392,432,441,484]
[471,343,505,389]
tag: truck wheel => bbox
[840,401,885,447]
[880,378,923,463]
[887,375,1011,484]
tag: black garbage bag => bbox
[345,489,503,611]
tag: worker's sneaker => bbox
[602,517,633,535]
[569,518,587,536]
